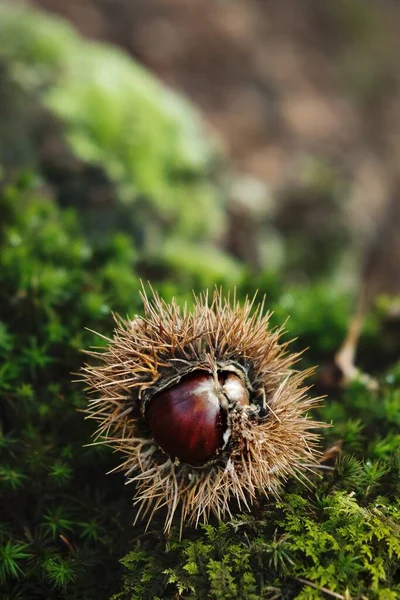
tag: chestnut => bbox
[83,287,323,531]
[146,370,249,465]
[146,372,225,465]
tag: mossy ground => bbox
[1,175,399,600]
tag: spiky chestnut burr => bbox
[82,288,324,532]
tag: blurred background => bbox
[1,0,400,365]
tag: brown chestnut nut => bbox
[146,370,249,465]
[146,372,225,465]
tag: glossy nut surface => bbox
[146,372,226,465]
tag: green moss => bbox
[0,178,141,599]
[1,175,399,599]
[0,4,225,249]
[115,378,400,600]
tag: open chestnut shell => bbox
[83,288,323,531]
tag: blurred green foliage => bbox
[0,4,226,253]
[273,159,350,281]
